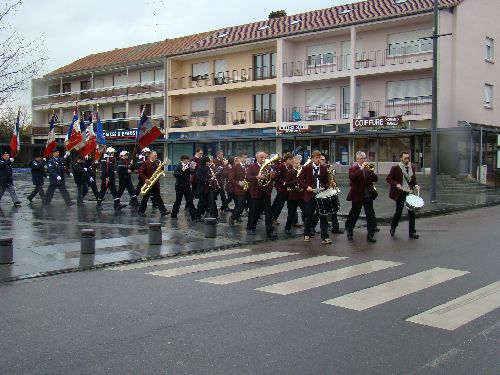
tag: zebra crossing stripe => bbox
[323,267,469,311]
[256,260,402,295]
[147,251,297,278]
[108,248,252,271]
[406,281,500,330]
[198,256,348,285]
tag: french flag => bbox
[10,109,20,157]
[43,112,58,158]
[75,114,87,154]
[64,107,83,152]
[79,113,96,157]
[136,108,162,149]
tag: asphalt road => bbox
[0,207,499,375]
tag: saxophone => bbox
[327,165,340,193]
[140,161,166,195]
[294,158,311,192]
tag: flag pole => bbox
[130,109,144,169]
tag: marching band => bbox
[1,147,423,244]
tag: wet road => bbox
[0,206,498,374]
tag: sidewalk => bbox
[1,173,499,282]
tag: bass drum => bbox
[405,194,424,212]
[316,188,340,215]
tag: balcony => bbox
[283,105,338,122]
[356,97,432,118]
[32,81,165,108]
[168,109,276,129]
[169,66,276,92]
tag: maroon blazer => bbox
[286,168,303,201]
[246,162,273,199]
[386,165,417,201]
[273,162,290,193]
[346,164,378,203]
[213,158,226,187]
[230,163,247,197]
[298,163,328,203]
[138,159,159,186]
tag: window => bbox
[485,84,493,107]
[113,74,127,87]
[80,80,91,91]
[253,93,276,123]
[388,29,432,56]
[192,62,209,81]
[305,87,336,120]
[82,110,92,122]
[140,104,152,117]
[387,78,432,101]
[191,98,209,117]
[154,68,164,81]
[154,103,164,117]
[254,52,276,79]
[306,44,336,67]
[112,105,127,119]
[62,83,72,93]
[48,84,60,95]
[140,70,154,83]
[486,37,494,62]
[214,59,227,80]
[94,78,104,89]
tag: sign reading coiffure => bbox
[277,124,310,134]
[103,129,138,139]
[353,116,403,129]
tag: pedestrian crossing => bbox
[110,248,500,331]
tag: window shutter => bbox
[140,70,154,83]
[113,74,127,87]
[154,69,164,81]
[192,62,209,77]
[214,59,227,76]
[306,88,335,107]
[387,78,432,100]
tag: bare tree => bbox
[0,0,46,108]
[0,104,31,142]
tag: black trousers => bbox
[391,192,416,234]
[196,189,218,218]
[215,187,230,210]
[45,181,72,206]
[76,182,88,204]
[248,196,273,234]
[27,184,46,203]
[271,190,288,221]
[345,198,377,236]
[172,185,197,219]
[231,194,247,220]
[285,199,304,231]
[139,185,167,215]
[118,176,136,198]
[312,211,340,231]
[99,178,119,200]
[87,181,100,200]
[304,198,328,239]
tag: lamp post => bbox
[430,0,439,203]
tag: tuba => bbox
[294,158,311,192]
[258,154,281,187]
[140,160,166,195]
[327,165,340,193]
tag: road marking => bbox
[198,256,348,285]
[147,251,297,278]
[108,249,252,271]
[256,260,402,295]
[323,267,469,311]
[406,281,500,331]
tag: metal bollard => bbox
[204,218,218,238]
[149,223,162,245]
[81,229,96,254]
[0,237,14,264]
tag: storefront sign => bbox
[353,116,403,129]
[277,124,310,134]
[103,129,137,139]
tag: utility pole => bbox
[430,0,439,203]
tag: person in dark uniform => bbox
[84,155,100,202]
[73,155,88,206]
[97,147,126,210]
[137,150,168,217]
[228,156,246,226]
[195,156,216,219]
[345,151,378,243]
[45,149,73,207]
[271,152,293,225]
[171,154,197,220]
[190,147,204,198]
[134,147,151,198]
[117,150,139,207]
[27,154,46,204]
[284,156,305,235]
[0,151,21,206]
[213,150,231,213]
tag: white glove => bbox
[238,181,245,187]
[42,158,46,161]
[56,176,62,181]
[84,168,87,172]
[69,173,74,177]
[10,158,14,162]
[89,177,94,183]
[65,151,70,158]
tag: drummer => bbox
[298,150,331,244]
[386,151,420,239]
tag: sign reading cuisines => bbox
[277,124,310,134]
[353,116,403,129]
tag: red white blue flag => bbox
[65,106,83,152]
[136,108,162,149]
[43,112,58,158]
[10,108,20,157]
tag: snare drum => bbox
[405,194,425,212]
[316,188,340,215]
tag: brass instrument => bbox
[294,158,311,192]
[364,163,376,172]
[327,165,340,193]
[258,154,281,187]
[242,180,250,191]
[140,160,166,195]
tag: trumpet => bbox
[140,160,166,195]
[258,154,281,187]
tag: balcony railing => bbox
[282,48,432,77]
[355,97,432,118]
[168,109,276,128]
[169,67,276,91]
[283,105,337,122]
[32,81,165,106]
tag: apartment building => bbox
[31,0,500,180]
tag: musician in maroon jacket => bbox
[213,150,230,212]
[138,151,169,217]
[190,147,203,198]
[284,156,305,235]
[245,151,276,240]
[298,150,331,244]
[345,151,378,242]
[386,151,420,239]
[228,156,247,226]
[271,153,293,224]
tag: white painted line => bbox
[256,260,402,295]
[323,267,469,311]
[108,248,251,271]
[406,281,500,331]
[198,256,348,285]
[147,251,297,278]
